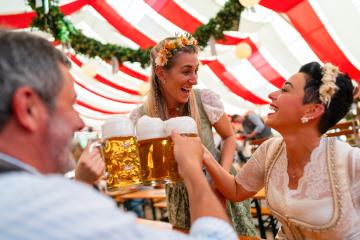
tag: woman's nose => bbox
[268,90,279,100]
[189,73,198,85]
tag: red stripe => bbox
[76,100,128,114]
[202,60,268,105]
[216,35,243,45]
[70,55,82,66]
[217,37,285,88]
[89,0,155,48]
[259,0,303,12]
[286,1,359,81]
[0,0,88,28]
[144,1,285,89]
[242,38,285,88]
[79,113,108,121]
[144,0,202,33]
[74,80,142,104]
[70,55,141,96]
[94,74,140,95]
[119,65,148,82]
[261,0,360,81]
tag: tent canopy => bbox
[1,0,359,128]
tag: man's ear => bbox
[12,86,45,132]
[304,103,325,121]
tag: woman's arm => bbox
[213,114,236,172]
[203,148,256,202]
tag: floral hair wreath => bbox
[155,33,198,67]
[319,62,341,107]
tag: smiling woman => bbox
[198,61,360,239]
[129,34,256,236]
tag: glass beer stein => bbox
[136,116,170,186]
[136,116,198,185]
[101,116,142,192]
[164,116,198,182]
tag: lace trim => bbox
[264,138,343,233]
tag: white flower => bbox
[319,63,340,106]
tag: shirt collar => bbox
[0,152,39,174]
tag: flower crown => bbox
[155,34,198,67]
[319,63,340,107]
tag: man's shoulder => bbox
[0,173,115,208]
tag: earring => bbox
[300,117,309,124]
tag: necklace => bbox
[168,106,180,112]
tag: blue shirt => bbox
[0,154,237,240]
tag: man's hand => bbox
[171,130,204,178]
[75,141,105,184]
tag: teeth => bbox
[269,106,278,112]
[181,88,190,92]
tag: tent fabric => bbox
[0,0,359,128]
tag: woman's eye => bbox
[281,88,288,92]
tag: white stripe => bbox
[106,0,183,42]
[198,66,256,114]
[70,62,145,102]
[70,6,139,48]
[75,55,144,91]
[310,0,360,69]
[217,47,277,102]
[175,0,221,20]
[0,0,33,14]
[74,85,138,112]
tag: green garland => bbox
[28,0,244,67]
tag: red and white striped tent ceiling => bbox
[1,0,360,128]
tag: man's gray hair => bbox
[0,29,71,131]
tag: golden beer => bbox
[138,137,174,185]
[136,116,198,185]
[101,115,141,192]
[168,133,198,181]
[102,136,141,191]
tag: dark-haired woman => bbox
[198,62,360,239]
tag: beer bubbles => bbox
[101,115,142,192]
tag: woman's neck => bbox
[282,130,321,168]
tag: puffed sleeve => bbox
[199,89,225,124]
[235,137,281,192]
[349,146,360,208]
[129,107,141,125]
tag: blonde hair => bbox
[144,36,201,132]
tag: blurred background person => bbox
[231,111,273,141]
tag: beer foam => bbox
[164,116,198,136]
[101,115,135,139]
[136,116,166,141]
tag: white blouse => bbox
[236,137,360,239]
[129,89,224,124]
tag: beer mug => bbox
[164,116,198,182]
[101,116,142,192]
[136,116,170,185]
[136,116,198,185]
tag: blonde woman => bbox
[130,34,256,235]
